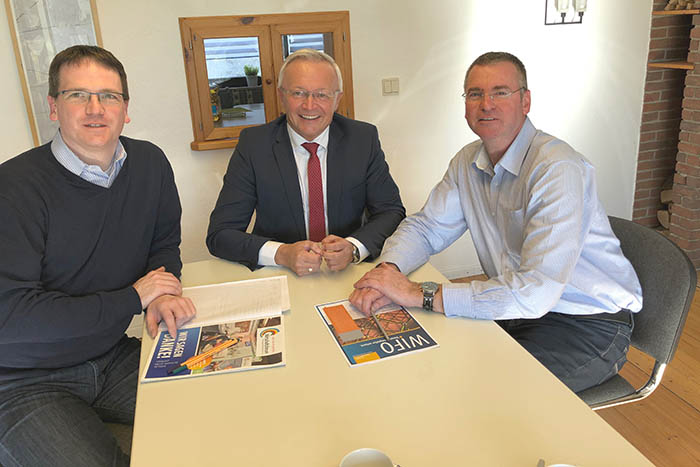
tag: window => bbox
[179,11,354,151]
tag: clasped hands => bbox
[275,234,356,276]
[349,262,443,316]
[133,266,196,338]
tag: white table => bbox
[131,259,651,466]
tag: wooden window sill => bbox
[190,139,238,151]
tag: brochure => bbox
[156,275,290,331]
[141,316,284,382]
[141,276,288,383]
[315,299,438,367]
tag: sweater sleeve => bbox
[0,195,142,344]
[145,152,183,278]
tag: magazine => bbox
[141,276,288,383]
[315,299,438,367]
[141,316,284,382]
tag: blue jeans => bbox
[498,313,633,393]
[0,336,140,467]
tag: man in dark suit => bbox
[207,49,405,275]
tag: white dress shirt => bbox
[379,118,643,320]
[257,125,369,265]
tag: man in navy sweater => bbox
[0,45,195,466]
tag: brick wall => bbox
[671,12,700,265]
[634,1,700,267]
[633,1,691,226]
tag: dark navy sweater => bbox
[0,136,182,380]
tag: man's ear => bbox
[333,92,344,113]
[124,100,131,124]
[48,96,58,121]
[277,88,287,114]
[521,89,531,115]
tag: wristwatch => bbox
[351,244,361,264]
[420,281,439,311]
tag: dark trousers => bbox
[0,336,140,467]
[498,312,633,393]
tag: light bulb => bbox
[574,0,587,13]
[555,0,571,13]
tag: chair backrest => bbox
[609,216,696,363]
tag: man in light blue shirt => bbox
[350,52,642,392]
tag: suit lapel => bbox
[272,121,306,239]
[326,118,346,234]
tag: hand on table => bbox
[145,294,196,338]
[350,262,424,315]
[275,240,323,276]
[349,287,392,316]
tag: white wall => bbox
[0,1,35,157]
[0,0,652,279]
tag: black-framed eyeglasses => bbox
[58,89,126,105]
[462,87,526,103]
[280,87,340,102]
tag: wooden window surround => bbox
[179,11,354,151]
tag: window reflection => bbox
[204,37,266,128]
[281,33,334,59]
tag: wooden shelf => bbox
[653,9,700,15]
[648,61,695,70]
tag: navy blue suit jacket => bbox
[207,113,405,270]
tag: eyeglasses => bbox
[280,88,339,102]
[462,87,525,103]
[58,89,126,105]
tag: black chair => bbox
[577,216,696,410]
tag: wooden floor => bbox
[452,275,700,466]
[597,284,700,466]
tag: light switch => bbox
[382,79,393,94]
[382,77,399,96]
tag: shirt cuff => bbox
[346,237,369,262]
[258,241,284,266]
[441,282,476,319]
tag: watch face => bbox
[421,281,439,294]
[352,245,360,263]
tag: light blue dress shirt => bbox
[380,118,643,320]
[51,130,126,188]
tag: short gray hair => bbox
[278,48,343,91]
[464,51,528,91]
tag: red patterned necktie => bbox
[302,142,326,242]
